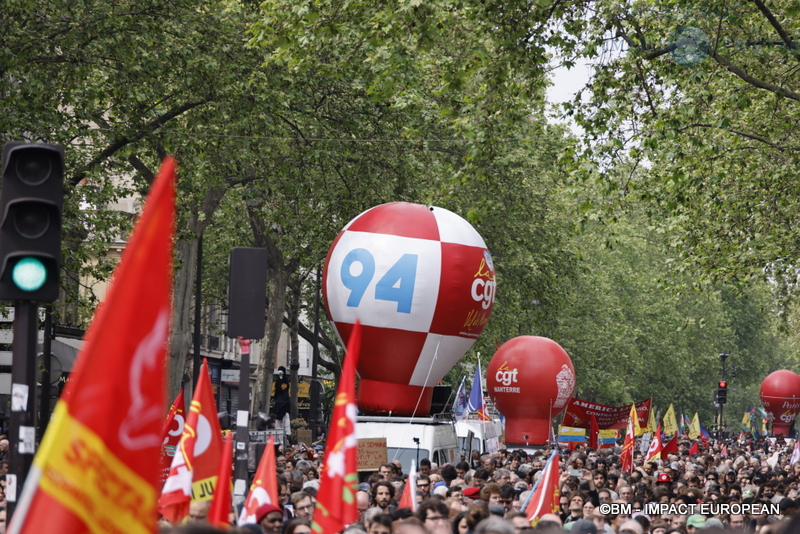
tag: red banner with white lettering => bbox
[561,398,651,430]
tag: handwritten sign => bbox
[357,438,387,471]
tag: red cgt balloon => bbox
[487,336,576,447]
[760,370,800,436]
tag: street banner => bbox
[562,397,651,430]
[160,388,185,488]
[7,157,176,534]
[312,320,362,534]
[239,435,278,525]
[663,404,679,437]
[524,450,560,522]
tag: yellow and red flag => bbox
[7,157,176,534]
[208,433,234,529]
[311,320,362,534]
[239,434,279,525]
[159,359,223,522]
[524,450,560,522]
[160,388,186,489]
[620,404,637,473]
[646,422,663,463]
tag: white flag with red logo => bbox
[646,422,663,463]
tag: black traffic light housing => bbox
[717,380,728,404]
[227,247,267,339]
[0,143,64,302]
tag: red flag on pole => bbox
[398,460,418,512]
[159,359,224,523]
[688,441,699,456]
[160,388,186,489]
[524,451,560,522]
[312,320,362,534]
[620,405,636,473]
[646,423,663,463]
[589,413,599,450]
[7,157,176,534]
[208,434,234,529]
[239,435,279,525]
[661,433,678,456]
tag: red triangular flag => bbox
[589,413,599,450]
[159,359,224,522]
[398,460,418,511]
[160,388,186,489]
[662,433,678,456]
[312,320,362,534]
[8,157,176,534]
[239,435,279,525]
[208,434,234,529]
[525,451,560,522]
[688,441,699,456]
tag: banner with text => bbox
[561,398,651,430]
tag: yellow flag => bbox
[663,404,678,436]
[646,406,656,434]
[741,412,750,430]
[689,412,701,439]
[632,403,643,436]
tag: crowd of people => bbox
[165,435,800,534]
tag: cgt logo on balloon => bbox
[323,202,496,416]
[494,362,520,392]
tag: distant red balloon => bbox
[761,370,800,436]
[487,336,576,446]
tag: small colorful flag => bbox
[688,441,699,456]
[208,434,234,528]
[620,404,636,473]
[398,460,418,512]
[524,450,560,522]
[7,157,176,534]
[239,435,279,525]
[663,404,679,437]
[467,361,490,421]
[311,320,362,534]
[646,423,663,463]
[689,413,701,440]
[160,388,186,489]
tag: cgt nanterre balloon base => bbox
[323,202,496,416]
[487,336,576,446]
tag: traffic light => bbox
[717,381,728,404]
[0,143,64,302]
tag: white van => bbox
[357,414,461,470]
[456,418,503,456]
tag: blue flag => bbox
[454,377,468,420]
[467,361,489,420]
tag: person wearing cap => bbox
[569,518,597,534]
[256,503,285,534]
[656,473,671,488]
[685,514,705,532]
[463,486,482,501]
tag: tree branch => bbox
[750,0,800,63]
[710,51,800,102]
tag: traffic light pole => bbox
[234,339,251,504]
[8,301,39,516]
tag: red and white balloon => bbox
[760,370,800,436]
[487,336,576,446]
[323,202,495,416]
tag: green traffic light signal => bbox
[12,257,47,292]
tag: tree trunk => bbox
[169,236,198,401]
[288,277,302,420]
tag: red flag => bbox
[688,441,699,456]
[661,433,678,456]
[398,460,418,512]
[239,435,279,525]
[646,423,663,463]
[160,388,186,489]
[312,320,362,534]
[589,413,599,450]
[524,451,560,522]
[208,434,234,529]
[620,405,636,473]
[159,359,224,523]
[7,158,176,534]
